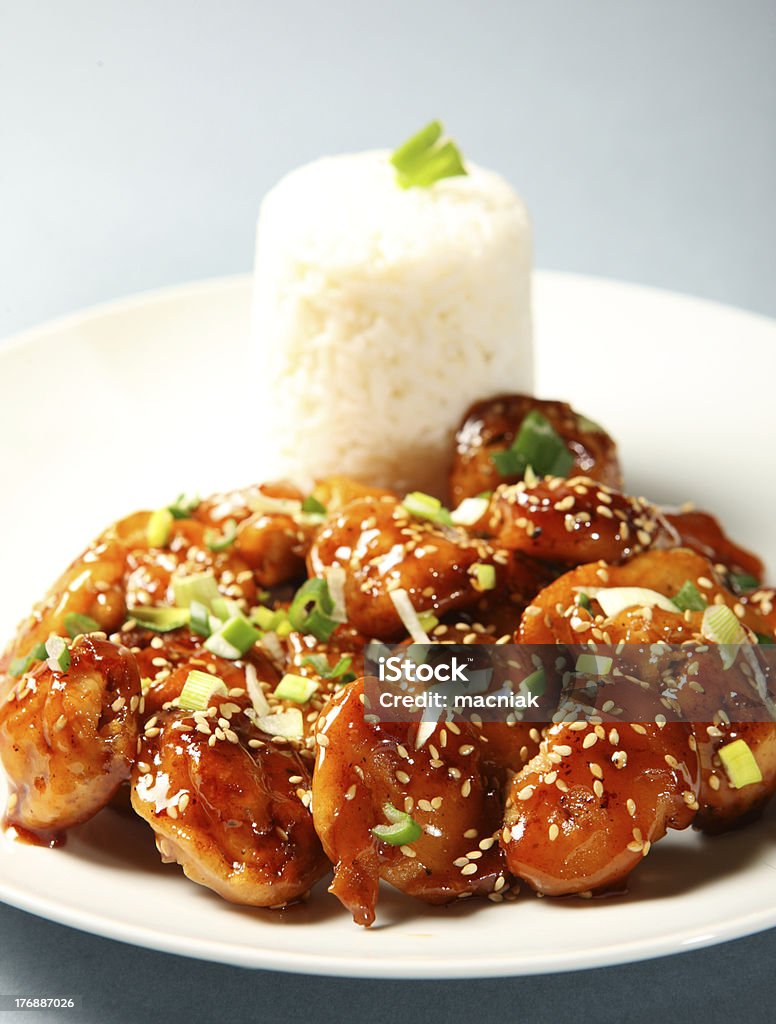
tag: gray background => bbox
[1,0,775,1021]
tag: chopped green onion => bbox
[756,632,774,645]
[417,611,439,633]
[718,739,763,789]
[401,492,453,527]
[173,571,221,610]
[578,593,592,612]
[128,606,190,633]
[147,508,174,548]
[289,578,338,643]
[204,614,261,660]
[252,606,279,630]
[45,635,71,673]
[302,654,355,684]
[168,493,200,520]
[275,618,293,638]
[472,563,496,592]
[189,600,212,638]
[702,604,747,669]
[63,613,101,639]
[398,141,466,188]
[521,668,546,696]
[273,673,320,703]
[371,802,423,845]
[204,518,237,553]
[672,580,708,612]
[492,411,574,480]
[391,121,468,189]
[390,120,442,173]
[301,495,327,517]
[178,669,227,711]
[575,653,613,676]
[450,497,489,527]
[9,642,48,677]
[729,572,760,594]
[210,596,242,623]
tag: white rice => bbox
[251,150,533,496]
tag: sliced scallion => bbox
[401,492,453,528]
[63,613,101,639]
[173,571,221,610]
[417,611,439,634]
[9,642,48,677]
[521,668,546,696]
[147,507,174,548]
[204,518,237,553]
[189,600,212,638]
[178,669,227,711]
[168,493,200,520]
[672,580,708,612]
[302,653,355,684]
[128,606,190,633]
[472,563,496,592]
[289,578,338,643]
[575,653,613,676]
[273,673,320,703]
[371,803,423,845]
[492,411,574,480]
[729,572,760,594]
[702,603,747,669]
[718,739,763,789]
[204,614,261,660]
[301,495,327,517]
[45,635,71,674]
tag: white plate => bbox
[1,272,775,978]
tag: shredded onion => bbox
[244,662,271,716]
[325,564,348,623]
[253,708,304,740]
[389,589,430,643]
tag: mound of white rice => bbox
[251,150,533,496]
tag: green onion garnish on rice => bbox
[390,120,467,189]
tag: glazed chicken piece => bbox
[665,508,764,582]
[312,679,509,926]
[3,481,327,674]
[5,539,130,670]
[518,547,776,835]
[308,496,514,640]
[518,547,765,645]
[450,394,622,507]
[502,721,700,895]
[131,691,329,907]
[484,477,676,567]
[115,625,282,718]
[0,635,141,843]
